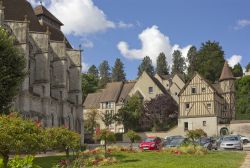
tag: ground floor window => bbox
[184,122,188,131]
[203,121,207,126]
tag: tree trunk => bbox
[104,139,107,158]
[130,142,133,150]
[2,155,9,168]
[65,148,70,159]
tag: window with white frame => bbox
[148,87,153,94]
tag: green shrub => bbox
[8,155,41,168]
[115,133,123,141]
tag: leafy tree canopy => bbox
[196,41,225,82]
[0,28,26,114]
[0,113,45,167]
[117,95,143,131]
[81,73,98,101]
[141,94,178,131]
[46,127,80,158]
[138,56,154,77]
[246,62,250,72]
[156,52,169,76]
[235,76,250,119]
[112,58,126,82]
[232,63,243,77]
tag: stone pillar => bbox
[0,0,4,26]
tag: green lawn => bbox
[34,151,246,168]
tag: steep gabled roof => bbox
[99,82,124,103]
[83,92,102,109]
[3,0,46,32]
[219,61,234,81]
[34,5,63,25]
[144,71,169,95]
[118,82,136,103]
[179,72,222,98]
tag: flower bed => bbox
[162,145,208,155]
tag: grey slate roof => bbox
[83,92,102,109]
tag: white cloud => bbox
[28,0,135,36]
[81,39,94,48]
[117,21,134,28]
[117,25,191,66]
[234,19,250,30]
[81,62,90,73]
[227,55,242,67]
[48,0,115,35]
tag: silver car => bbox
[220,135,243,150]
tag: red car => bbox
[139,136,162,150]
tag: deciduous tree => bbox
[0,113,44,168]
[95,129,116,157]
[125,130,141,150]
[0,28,26,114]
[232,63,243,77]
[141,94,178,131]
[235,76,250,119]
[84,108,99,135]
[46,127,81,158]
[117,95,143,131]
[81,73,98,101]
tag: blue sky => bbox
[29,0,250,80]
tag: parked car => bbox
[163,135,184,146]
[197,137,218,150]
[238,135,250,144]
[220,135,243,150]
[164,137,188,148]
[139,136,162,150]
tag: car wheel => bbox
[243,139,248,145]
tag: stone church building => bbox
[0,0,83,139]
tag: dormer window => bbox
[191,87,197,94]
[149,87,153,94]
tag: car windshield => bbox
[199,138,210,144]
[223,136,239,141]
[144,138,155,142]
[169,138,184,146]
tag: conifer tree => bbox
[187,46,197,79]
[87,65,99,78]
[138,56,154,77]
[156,52,169,76]
[112,58,126,82]
[196,41,225,82]
[98,60,111,88]
[171,50,186,75]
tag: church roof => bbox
[34,5,63,26]
[3,0,46,32]
[219,61,234,81]
[2,0,72,49]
